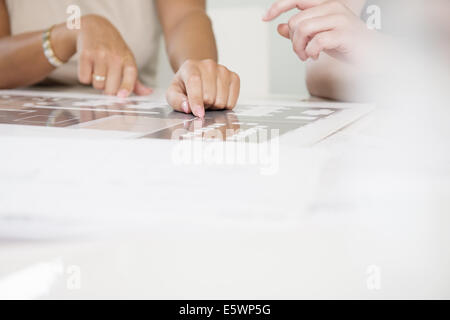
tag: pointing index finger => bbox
[181,64,205,118]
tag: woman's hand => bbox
[75,15,152,98]
[263,0,381,64]
[166,59,240,118]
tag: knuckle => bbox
[123,65,138,76]
[226,100,237,110]
[217,64,227,72]
[298,21,312,34]
[184,59,195,68]
[110,54,123,65]
[96,49,108,61]
[217,65,229,76]
[188,74,201,84]
[305,44,315,55]
[288,17,296,30]
[203,95,215,106]
[214,102,227,109]
[80,50,93,61]
[123,51,135,62]
[203,58,216,68]
[315,35,328,48]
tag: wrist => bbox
[51,23,78,63]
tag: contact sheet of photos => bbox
[0,92,345,143]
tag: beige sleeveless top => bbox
[6,0,161,86]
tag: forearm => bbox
[306,33,401,102]
[306,57,364,101]
[0,23,76,89]
[164,10,217,72]
[307,60,385,102]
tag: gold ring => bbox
[93,74,106,82]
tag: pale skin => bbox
[263,0,386,101]
[263,0,450,100]
[0,0,240,117]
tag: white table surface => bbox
[0,88,449,299]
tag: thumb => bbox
[133,80,153,96]
[277,23,290,39]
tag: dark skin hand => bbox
[0,0,240,117]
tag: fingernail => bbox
[117,89,129,99]
[196,107,205,118]
[181,101,189,113]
